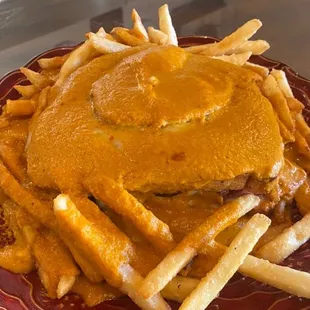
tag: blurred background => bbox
[0,0,309,77]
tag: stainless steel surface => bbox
[0,0,309,77]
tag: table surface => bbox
[0,0,309,78]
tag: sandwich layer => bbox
[27,45,283,193]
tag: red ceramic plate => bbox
[1,37,310,310]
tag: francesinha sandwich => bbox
[1,5,310,310]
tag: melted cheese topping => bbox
[26,45,283,194]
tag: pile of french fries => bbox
[1,4,310,310]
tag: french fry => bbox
[271,69,294,98]
[0,200,34,274]
[148,27,168,45]
[74,197,132,243]
[26,86,50,152]
[226,40,270,55]
[185,40,268,55]
[254,222,291,251]
[262,74,295,132]
[184,43,215,54]
[158,4,178,46]
[112,27,150,46]
[30,91,39,99]
[163,273,307,304]
[161,276,199,303]
[163,271,308,305]
[58,276,78,299]
[244,62,269,78]
[71,275,123,307]
[38,54,70,70]
[179,214,270,310]
[0,189,7,205]
[84,175,175,253]
[257,212,310,263]
[5,202,39,244]
[0,161,56,230]
[120,264,171,310]
[202,241,310,299]
[287,97,304,113]
[62,234,104,283]
[85,27,115,41]
[33,229,79,299]
[184,246,223,278]
[0,116,9,129]
[212,51,252,66]
[53,194,170,310]
[40,69,59,82]
[7,201,79,299]
[295,129,310,160]
[5,99,36,116]
[138,195,259,299]
[14,85,39,98]
[54,195,131,286]
[189,19,262,56]
[65,197,132,283]
[85,27,107,41]
[295,181,310,215]
[55,26,106,86]
[0,237,34,274]
[20,67,52,89]
[241,254,310,298]
[56,41,95,86]
[97,27,106,37]
[278,118,295,143]
[0,143,26,182]
[29,86,50,127]
[89,33,130,53]
[132,9,148,41]
[296,113,310,140]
